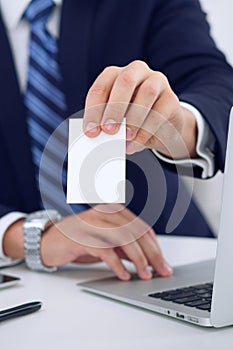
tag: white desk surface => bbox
[1,236,233,350]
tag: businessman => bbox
[1,0,233,280]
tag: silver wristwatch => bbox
[23,210,61,272]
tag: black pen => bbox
[0,301,42,322]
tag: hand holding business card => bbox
[67,119,126,204]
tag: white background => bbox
[185,0,233,235]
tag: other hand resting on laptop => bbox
[3,204,172,281]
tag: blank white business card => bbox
[67,119,126,204]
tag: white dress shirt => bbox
[0,0,215,261]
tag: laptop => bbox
[79,108,233,328]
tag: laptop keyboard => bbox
[148,282,213,312]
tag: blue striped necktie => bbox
[24,0,87,216]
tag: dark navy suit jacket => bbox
[1,0,233,237]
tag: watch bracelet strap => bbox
[24,227,57,272]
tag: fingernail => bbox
[103,119,118,132]
[126,127,134,140]
[126,141,135,154]
[161,263,173,276]
[85,122,98,134]
[121,271,131,280]
[141,268,152,279]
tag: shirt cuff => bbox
[152,102,215,179]
[0,211,26,263]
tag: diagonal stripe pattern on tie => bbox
[24,0,88,216]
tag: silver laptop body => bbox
[79,108,233,328]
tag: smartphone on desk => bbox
[0,273,20,289]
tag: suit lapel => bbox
[59,0,97,115]
[0,13,39,211]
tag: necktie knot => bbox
[24,0,54,26]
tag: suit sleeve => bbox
[146,0,233,174]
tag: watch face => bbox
[24,210,61,231]
[29,210,60,220]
